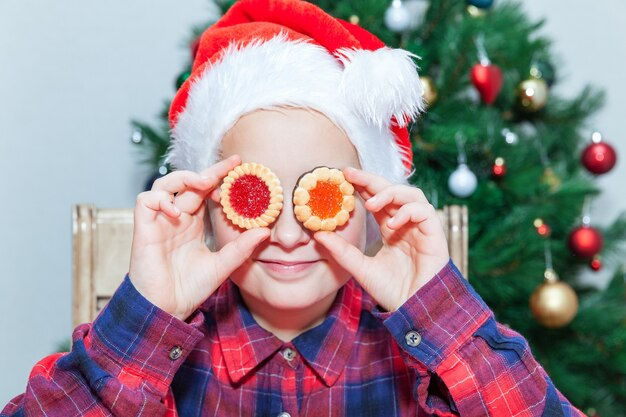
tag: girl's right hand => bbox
[128,154,270,321]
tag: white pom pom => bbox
[335,47,425,128]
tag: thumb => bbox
[214,228,270,278]
[314,231,368,282]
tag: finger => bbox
[213,227,270,278]
[136,190,180,219]
[365,185,428,212]
[386,202,442,235]
[343,167,392,200]
[209,187,221,204]
[173,189,209,214]
[152,155,241,195]
[313,231,369,282]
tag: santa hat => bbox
[167,0,425,184]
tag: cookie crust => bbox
[220,162,283,229]
[293,166,355,232]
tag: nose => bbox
[269,191,310,248]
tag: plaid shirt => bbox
[2,260,584,416]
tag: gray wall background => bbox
[1,0,625,406]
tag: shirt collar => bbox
[292,279,362,386]
[205,279,363,387]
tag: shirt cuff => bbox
[373,259,491,371]
[90,275,205,387]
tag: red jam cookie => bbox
[220,163,283,229]
[293,167,355,232]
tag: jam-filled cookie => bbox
[293,167,355,232]
[220,162,283,229]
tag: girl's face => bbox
[208,107,367,312]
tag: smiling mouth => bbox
[255,259,321,276]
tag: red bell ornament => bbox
[581,132,617,175]
[471,63,503,105]
[568,225,603,258]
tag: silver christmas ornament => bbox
[384,0,412,33]
[131,128,143,144]
[448,163,477,197]
[502,128,519,145]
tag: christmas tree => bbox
[131,0,626,414]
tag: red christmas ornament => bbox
[492,157,506,178]
[581,141,617,174]
[590,255,602,271]
[471,63,503,104]
[568,225,603,258]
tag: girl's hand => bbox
[128,155,270,321]
[314,167,450,312]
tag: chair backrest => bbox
[72,204,468,327]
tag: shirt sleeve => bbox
[1,275,205,417]
[373,259,587,417]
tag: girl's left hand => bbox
[314,167,450,312]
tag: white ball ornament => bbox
[385,0,412,33]
[448,163,477,197]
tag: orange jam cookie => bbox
[293,167,355,232]
[220,162,283,229]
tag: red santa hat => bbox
[167,0,425,184]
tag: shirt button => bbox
[282,348,297,362]
[169,346,183,360]
[277,413,291,417]
[405,330,422,347]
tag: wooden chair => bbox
[72,204,468,328]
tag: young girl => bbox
[2,0,584,416]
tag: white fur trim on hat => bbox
[335,47,425,129]
[167,32,424,185]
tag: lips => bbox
[255,258,321,277]
[257,259,319,265]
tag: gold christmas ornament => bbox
[541,167,561,191]
[466,5,486,17]
[419,76,438,106]
[517,76,549,112]
[530,268,578,328]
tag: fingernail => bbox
[387,216,396,226]
[173,205,180,214]
[367,196,378,205]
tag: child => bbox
[2,0,585,416]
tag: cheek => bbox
[336,199,367,250]
[208,202,242,249]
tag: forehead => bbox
[221,107,360,187]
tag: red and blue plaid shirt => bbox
[2,260,584,416]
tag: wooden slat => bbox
[437,205,468,279]
[72,205,132,328]
[72,205,95,329]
